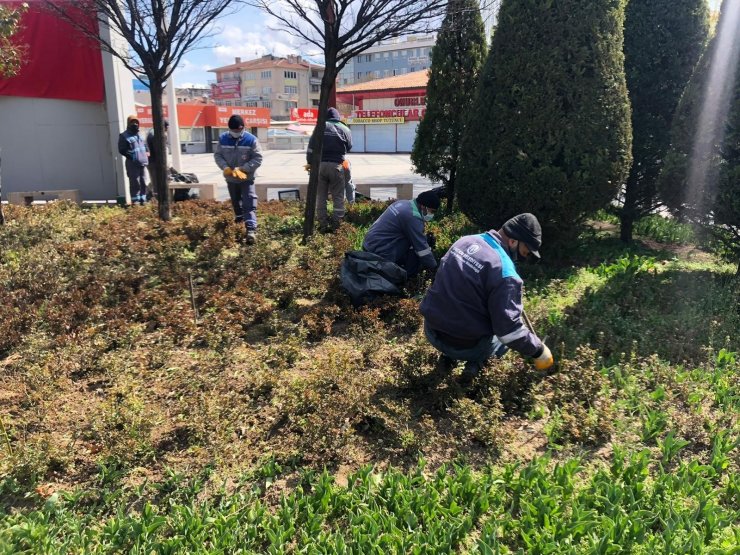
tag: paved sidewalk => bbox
[179,150,434,201]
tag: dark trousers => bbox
[227,181,258,230]
[125,159,147,200]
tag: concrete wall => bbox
[0,96,118,200]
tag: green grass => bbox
[0,200,738,552]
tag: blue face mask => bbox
[421,207,434,222]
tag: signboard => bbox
[135,105,169,125]
[349,117,405,124]
[215,106,271,127]
[394,96,426,107]
[290,107,318,124]
[211,79,241,100]
[352,108,425,121]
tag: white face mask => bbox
[423,212,434,222]
[229,130,242,138]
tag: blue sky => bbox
[175,0,725,87]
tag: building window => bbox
[225,100,232,106]
[261,101,271,108]
[245,101,258,107]
[246,87,257,95]
[244,71,256,79]
[311,69,320,78]
[260,70,271,79]
[312,99,320,107]
[262,86,272,94]
[393,51,399,57]
[384,70,390,77]
[383,52,389,58]
[374,70,380,78]
[374,53,381,60]
[284,70,297,79]
[311,84,320,93]
[343,78,348,84]
[364,54,371,62]
[357,72,362,79]
[284,86,298,94]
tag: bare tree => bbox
[248,0,449,240]
[45,0,237,221]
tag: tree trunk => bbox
[149,82,171,221]
[446,166,456,215]
[0,148,5,226]
[620,183,637,243]
[303,66,337,241]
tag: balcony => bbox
[310,77,322,85]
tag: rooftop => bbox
[337,70,429,93]
[209,54,324,74]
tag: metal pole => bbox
[0,147,5,225]
[165,76,182,171]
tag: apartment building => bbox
[209,54,324,120]
[338,35,436,87]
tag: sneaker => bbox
[245,230,257,245]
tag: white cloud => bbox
[210,24,304,64]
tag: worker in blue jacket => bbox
[420,213,554,386]
[362,190,440,279]
[214,114,263,244]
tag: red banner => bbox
[211,80,241,100]
[135,105,272,128]
[290,107,318,124]
[0,3,104,103]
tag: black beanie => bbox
[228,114,244,129]
[416,190,441,210]
[327,107,341,120]
[502,213,542,258]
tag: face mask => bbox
[229,130,242,138]
[422,207,434,222]
[129,124,139,133]
[507,240,520,262]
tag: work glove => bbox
[533,343,554,372]
[223,167,233,177]
[426,232,437,250]
[303,163,312,173]
[233,168,248,180]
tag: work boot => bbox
[455,361,482,389]
[245,230,257,245]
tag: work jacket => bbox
[214,131,263,184]
[118,130,148,166]
[307,119,352,164]
[362,200,437,271]
[420,231,543,357]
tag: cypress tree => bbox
[619,0,709,243]
[411,0,487,214]
[457,0,632,239]
[659,0,740,272]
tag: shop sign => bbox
[349,117,405,124]
[215,106,271,127]
[290,107,318,124]
[353,108,425,120]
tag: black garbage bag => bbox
[340,251,408,307]
[169,167,199,201]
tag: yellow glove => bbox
[534,343,554,371]
[233,168,248,180]
[303,163,311,173]
[223,167,233,177]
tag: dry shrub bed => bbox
[0,201,738,541]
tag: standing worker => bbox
[362,190,441,279]
[215,114,264,245]
[307,107,352,232]
[420,213,554,386]
[118,115,149,205]
[146,119,169,200]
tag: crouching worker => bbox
[340,190,440,306]
[420,213,554,387]
[362,190,440,278]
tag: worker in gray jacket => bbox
[420,213,554,386]
[362,190,440,279]
[214,114,264,244]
